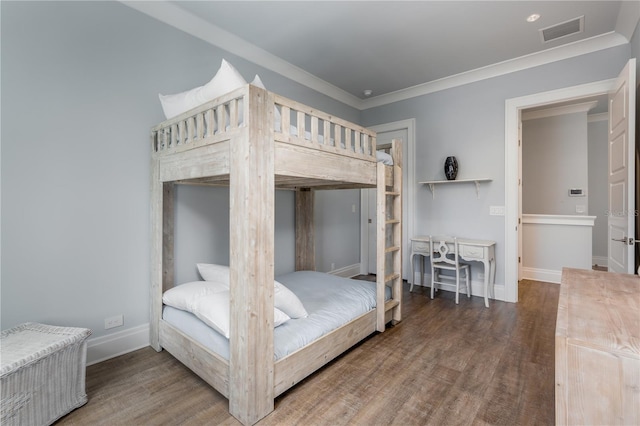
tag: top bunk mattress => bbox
[162,271,390,361]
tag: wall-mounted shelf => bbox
[420,178,492,199]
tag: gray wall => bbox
[587,118,609,260]
[522,112,589,215]
[1,1,361,336]
[362,44,632,286]
[2,1,637,339]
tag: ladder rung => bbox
[385,191,400,196]
[385,245,401,253]
[384,273,400,283]
[384,299,400,312]
[385,219,400,225]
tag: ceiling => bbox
[126,1,638,108]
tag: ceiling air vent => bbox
[539,16,584,43]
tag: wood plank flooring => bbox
[57,279,558,425]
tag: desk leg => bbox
[420,255,424,288]
[410,253,415,291]
[482,260,490,308]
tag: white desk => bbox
[410,236,496,307]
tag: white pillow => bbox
[197,59,246,104]
[163,282,290,338]
[250,74,266,89]
[162,280,228,312]
[158,59,247,120]
[192,291,290,338]
[376,150,394,165]
[274,280,309,319]
[197,263,230,286]
[196,263,308,318]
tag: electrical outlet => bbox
[105,314,124,330]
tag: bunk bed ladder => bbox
[376,140,402,332]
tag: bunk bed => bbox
[150,83,403,425]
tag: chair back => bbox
[429,236,460,266]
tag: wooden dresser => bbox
[556,268,640,425]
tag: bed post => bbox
[229,85,275,425]
[376,162,387,332]
[150,159,174,351]
[295,188,315,271]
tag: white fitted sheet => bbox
[162,271,389,360]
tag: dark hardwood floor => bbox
[58,279,559,425]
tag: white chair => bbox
[429,236,470,304]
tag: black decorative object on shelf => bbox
[444,156,458,180]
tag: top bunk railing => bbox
[273,94,377,161]
[150,85,377,162]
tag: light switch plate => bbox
[490,206,505,216]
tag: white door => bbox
[607,58,636,274]
[517,117,523,281]
[367,129,406,274]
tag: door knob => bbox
[611,237,638,245]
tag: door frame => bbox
[505,78,616,301]
[360,119,416,278]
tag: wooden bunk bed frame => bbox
[149,84,402,425]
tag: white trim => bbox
[522,214,596,227]
[588,112,609,122]
[120,1,630,110]
[505,78,616,303]
[120,0,362,109]
[328,263,361,278]
[522,267,562,284]
[411,273,505,302]
[86,323,150,366]
[592,256,609,267]
[361,119,416,279]
[521,101,598,121]
[360,32,626,109]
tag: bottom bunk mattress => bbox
[162,271,389,360]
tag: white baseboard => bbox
[86,323,150,366]
[592,256,608,267]
[522,267,561,284]
[329,263,361,278]
[410,273,506,302]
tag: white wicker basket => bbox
[1,322,91,426]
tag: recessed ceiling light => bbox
[363,89,373,97]
[527,13,541,23]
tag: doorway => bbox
[520,98,606,282]
[360,119,415,280]
[505,60,636,301]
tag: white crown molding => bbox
[120,0,363,109]
[522,100,598,121]
[122,1,629,111]
[362,32,628,109]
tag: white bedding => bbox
[162,271,390,360]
